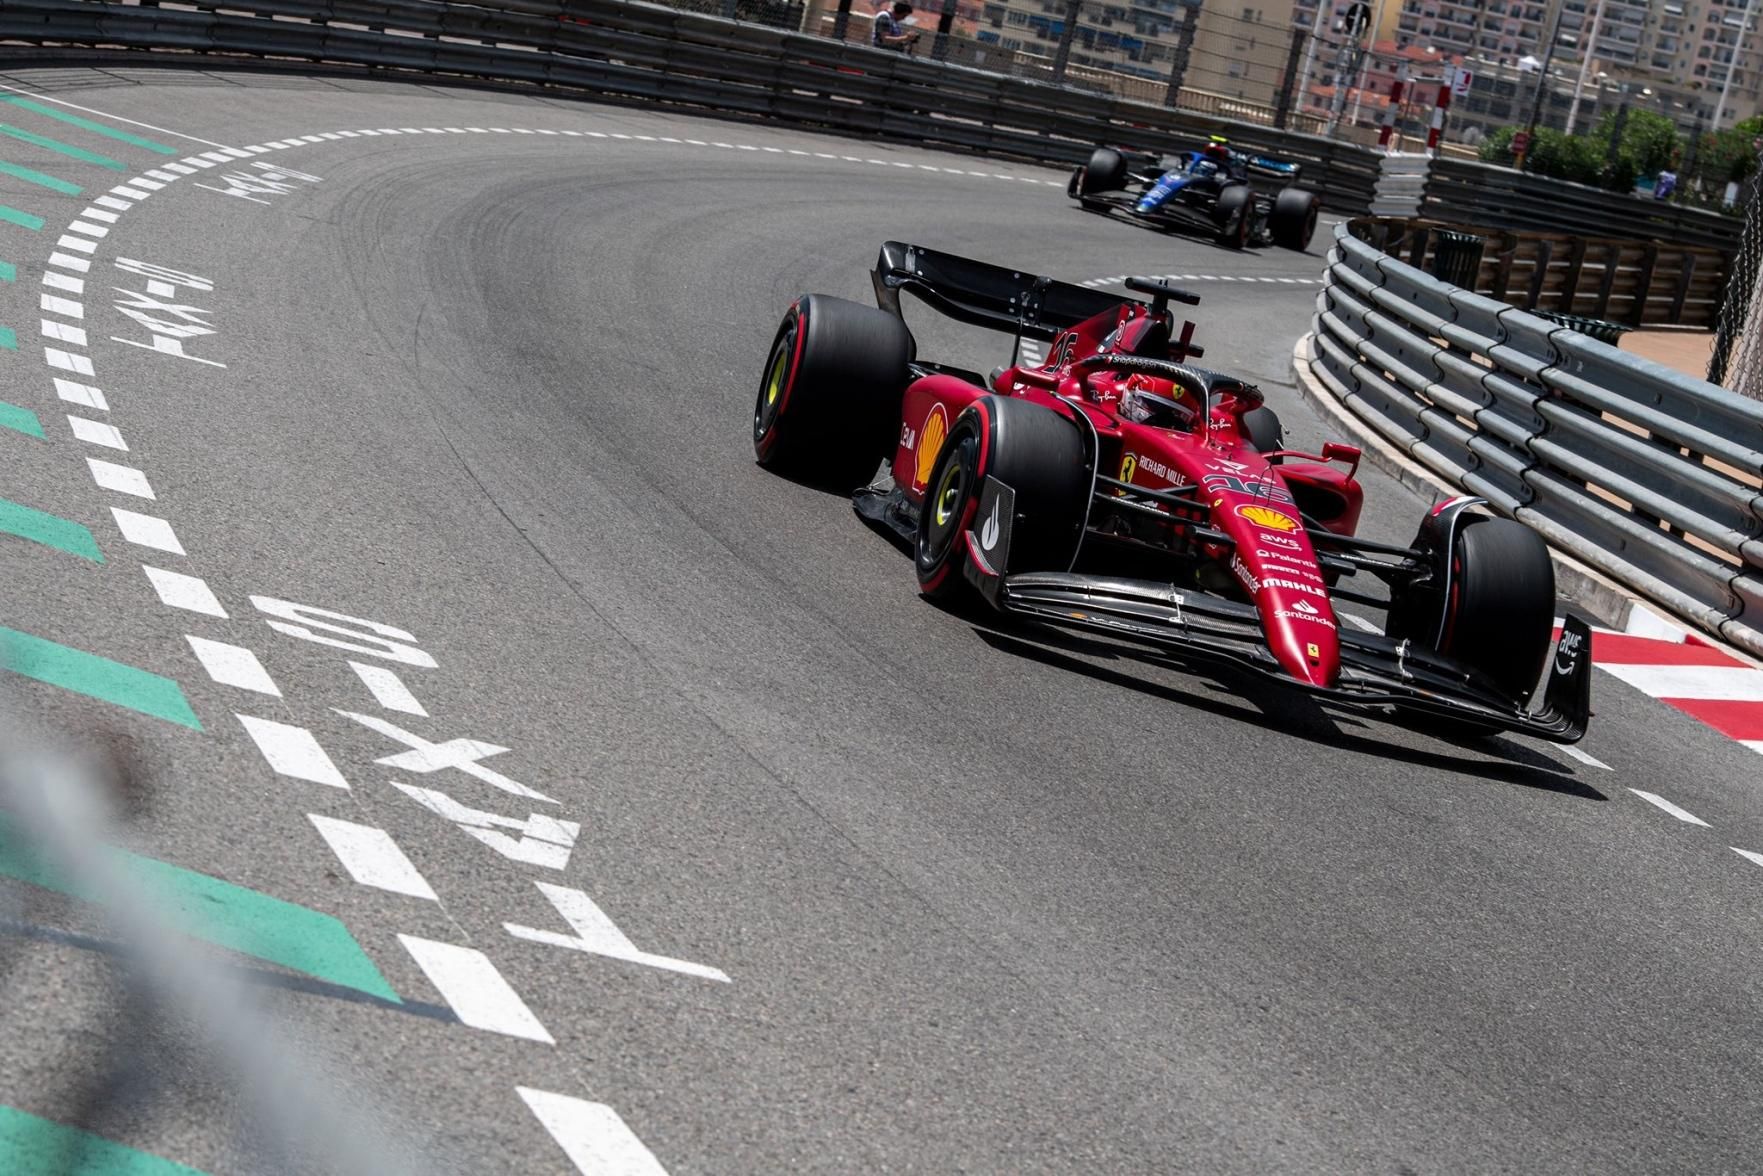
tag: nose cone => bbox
[1260,599,1341,688]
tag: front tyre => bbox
[1440,516,1555,703]
[1214,185,1252,250]
[753,294,912,489]
[915,397,1091,601]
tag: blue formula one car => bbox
[1067,138,1321,252]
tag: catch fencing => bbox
[1304,223,1763,658]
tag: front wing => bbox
[1075,189,1221,234]
[960,480,1592,743]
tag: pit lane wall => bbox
[1299,223,1763,659]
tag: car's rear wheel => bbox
[1269,187,1320,251]
[1079,147,1128,195]
[1214,185,1252,249]
[753,294,912,489]
[915,396,1091,600]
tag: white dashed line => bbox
[1562,745,1613,770]
[53,378,105,410]
[42,271,84,293]
[398,936,554,1043]
[1630,789,1710,827]
[42,320,88,347]
[143,566,227,617]
[235,714,349,788]
[40,294,83,318]
[67,416,124,449]
[307,815,438,900]
[186,636,282,696]
[86,457,154,498]
[109,508,184,554]
[1732,847,1763,870]
[519,1087,668,1176]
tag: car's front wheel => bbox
[915,396,1091,600]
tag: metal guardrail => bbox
[0,0,1382,213]
[1306,223,1763,658]
[1423,157,1744,256]
[1348,217,1733,330]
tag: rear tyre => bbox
[1269,187,1320,251]
[753,294,912,490]
[1079,147,1128,195]
[1440,516,1555,703]
[915,396,1090,600]
[1214,185,1252,249]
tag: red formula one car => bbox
[751,242,1591,742]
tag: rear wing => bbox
[870,241,1139,343]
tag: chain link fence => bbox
[1708,145,1763,397]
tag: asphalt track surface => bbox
[2,67,1763,1175]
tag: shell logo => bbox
[913,404,949,490]
[1238,503,1300,532]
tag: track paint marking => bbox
[506,881,730,983]
[1591,631,1747,666]
[185,636,281,696]
[48,252,91,273]
[47,348,95,375]
[1562,745,1612,770]
[128,177,165,190]
[350,660,427,716]
[336,710,555,803]
[67,415,125,449]
[0,1104,209,1175]
[1600,664,1763,702]
[0,328,14,351]
[398,936,553,1043]
[0,497,100,559]
[0,92,184,152]
[0,627,198,728]
[40,293,83,318]
[0,814,397,1000]
[144,566,227,617]
[110,508,184,554]
[86,457,154,498]
[307,815,438,900]
[518,1088,667,1176]
[68,220,108,239]
[0,206,45,230]
[1630,789,1710,826]
[1733,847,1763,869]
[0,262,12,281]
[110,185,151,200]
[53,377,105,409]
[0,160,81,195]
[0,401,43,437]
[55,235,96,255]
[42,320,89,347]
[160,163,194,175]
[1340,612,1380,633]
[236,714,349,788]
[0,123,126,169]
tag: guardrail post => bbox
[1561,236,1587,312]
[1273,28,1305,130]
[1633,241,1659,321]
[832,0,854,41]
[1162,4,1198,108]
[1670,253,1696,322]
[1593,241,1620,319]
[1491,231,1517,301]
[722,0,738,18]
[1525,238,1552,309]
[1050,0,1083,84]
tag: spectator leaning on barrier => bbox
[872,2,920,51]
